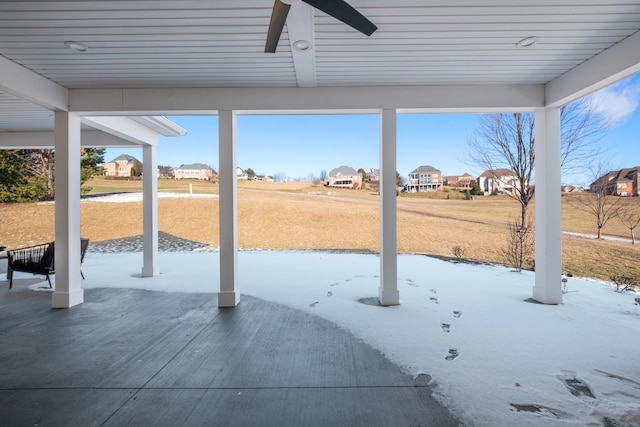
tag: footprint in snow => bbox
[593,369,640,388]
[309,302,319,308]
[440,323,450,333]
[429,297,438,304]
[445,348,459,360]
[561,371,595,398]
[329,282,339,287]
[510,403,568,419]
[406,279,418,287]
[430,289,437,294]
[453,311,462,318]
[327,291,333,297]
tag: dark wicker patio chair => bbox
[6,238,89,289]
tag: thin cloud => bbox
[591,77,640,126]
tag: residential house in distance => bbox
[366,168,380,184]
[174,163,217,181]
[445,173,474,190]
[157,165,174,179]
[478,169,521,196]
[590,167,640,196]
[327,166,362,189]
[407,165,443,192]
[253,175,274,182]
[561,185,584,194]
[104,154,143,177]
[237,167,248,180]
[366,168,380,191]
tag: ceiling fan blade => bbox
[302,0,377,36]
[265,0,291,53]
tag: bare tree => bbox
[617,197,640,244]
[272,172,288,182]
[570,162,623,239]
[319,170,328,182]
[22,149,55,199]
[467,96,608,229]
[468,113,535,226]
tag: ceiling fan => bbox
[265,0,377,53]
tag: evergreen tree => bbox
[0,148,105,201]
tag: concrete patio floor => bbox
[0,283,460,426]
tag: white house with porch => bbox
[0,1,639,311]
[478,169,522,196]
[175,163,217,181]
[407,165,443,192]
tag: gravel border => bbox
[88,231,210,253]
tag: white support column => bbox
[142,143,159,277]
[532,107,563,304]
[52,111,83,308]
[379,109,400,306]
[218,110,240,307]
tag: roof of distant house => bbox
[410,165,441,174]
[109,154,140,163]
[329,166,358,176]
[177,163,214,171]
[591,166,640,186]
[479,168,515,178]
[617,166,640,180]
[446,172,474,179]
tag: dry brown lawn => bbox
[1,178,638,282]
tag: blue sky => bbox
[107,73,639,186]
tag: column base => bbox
[141,265,159,277]
[52,289,84,308]
[532,285,562,305]
[378,287,400,306]
[218,290,240,308]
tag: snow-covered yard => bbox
[15,250,640,426]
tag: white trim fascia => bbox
[69,84,544,114]
[545,30,640,107]
[81,116,158,146]
[0,55,68,111]
[131,116,187,137]
[0,130,140,148]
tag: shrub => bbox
[611,274,637,293]
[502,218,534,272]
[452,246,466,259]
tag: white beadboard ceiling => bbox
[0,0,640,130]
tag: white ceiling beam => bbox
[0,130,139,149]
[70,84,544,114]
[0,55,68,111]
[286,3,316,88]
[81,116,158,146]
[545,30,640,107]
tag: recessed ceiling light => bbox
[293,40,311,51]
[64,41,88,52]
[515,36,539,48]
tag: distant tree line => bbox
[0,148,105,202]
